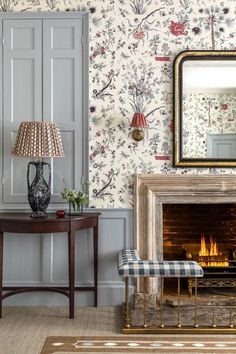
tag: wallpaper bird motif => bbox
[2,0,236,207]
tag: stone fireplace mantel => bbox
[134,174,236,293]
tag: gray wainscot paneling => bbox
[3,208,133,306]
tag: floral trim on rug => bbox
[41,335,236,353]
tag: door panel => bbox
[11,26,36,50]
[51,26,75,50]
[3,20,42,203]
[53,58,75,122]
[43,19,83,200]
[52,131,75,195]
[12,59,35,122]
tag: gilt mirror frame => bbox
[174,50,236,167]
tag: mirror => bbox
[174,50,236,167]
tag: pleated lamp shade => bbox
[130,112,148,128]
[12,121,65,158]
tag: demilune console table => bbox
[0,212,100,318]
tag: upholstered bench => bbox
[118,249,203,278]
[118,249,204,331]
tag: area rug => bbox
[41,335,236,353]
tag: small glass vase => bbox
[68,202,84,216]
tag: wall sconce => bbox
[130,112,148,141]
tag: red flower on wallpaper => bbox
[133,31,145,40]
[169,21,187,36]
[155,56,171,61]
[168,120,174,131]
[221,103,229,110]
[155,155,170,160]
[90,46,106,60]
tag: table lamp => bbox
[12,121,65,218]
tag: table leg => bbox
[0,232,3,318]
[68,229,75,319]
[93,224,98,307]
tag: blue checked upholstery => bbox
[118,249,204,278]
[118,249,141,266]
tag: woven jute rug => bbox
[41,335,236,353]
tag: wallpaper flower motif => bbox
[2,0,236,207]
[169,20,188,36]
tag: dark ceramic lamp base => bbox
[27,161,51,218]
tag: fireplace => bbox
[134,174,236,295]
[163,203,236,295]
[127,175,236,331]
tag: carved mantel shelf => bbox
[134,174,236,294]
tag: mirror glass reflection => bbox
[182,60,236,159]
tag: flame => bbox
[198,233,228,267]
[199,234,209,257]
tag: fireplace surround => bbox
[134,174,236,295]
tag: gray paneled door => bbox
[2,15,87,204]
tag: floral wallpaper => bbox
[183,93,236,158]
[3,0,236,207]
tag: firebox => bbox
[163,203,236,296]
[198,234,229,267]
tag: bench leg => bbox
[194,277,198,328]
[124,277,130,328]
[229,308,234,328]
[188,278,193,297]
[177,277,181,328]
[160,277,164,328]
[143,277,148,328]
[212,296,216,328]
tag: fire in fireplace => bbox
[198,233,229,267]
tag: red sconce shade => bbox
[130,112,148,141]
[130,112,148,128]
